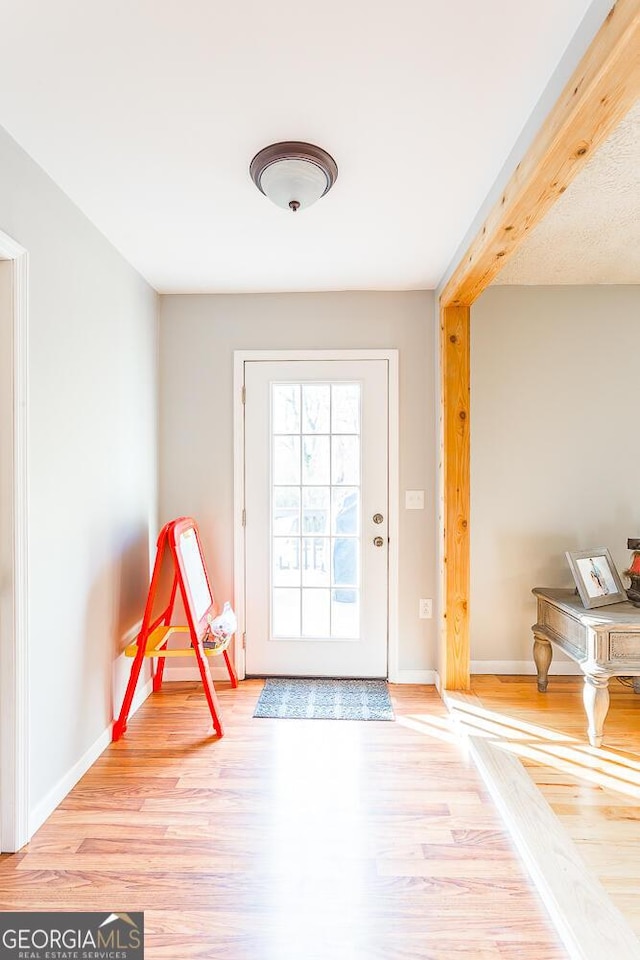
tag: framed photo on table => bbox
[566,547,627,609]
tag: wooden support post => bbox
[440,304,471,690]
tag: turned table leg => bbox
[533,634,553,692]
[583,675,610,748]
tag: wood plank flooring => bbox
[0,681,566,959]
[471,675,640,940]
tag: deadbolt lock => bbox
[373,536,384,547]
[373,513,384,524]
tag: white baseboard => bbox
[163,664,230,682]
[129,674,155,717]
[28,676,153,838]
[167,663,575,685]
[471,660,583,676]
[164,667,438,685]
[389,670,437,685]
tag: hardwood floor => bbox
[0,681,566,959]
[470,675,640,941]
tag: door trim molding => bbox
[233,349,399,682]
[0,230,30,851]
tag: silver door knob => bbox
[373,536,384,547]
[373,513,384,524]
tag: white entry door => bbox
[244,358,389,677]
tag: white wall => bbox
[471,285,640,669]
[159,291,436,676]
[0,259,13,719]
[0,124,158,831]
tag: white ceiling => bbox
[496,99,640,285]
[0,0,596,293]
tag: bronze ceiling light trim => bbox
[249,141,338,212]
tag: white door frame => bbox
[233,349,399,682]
[0,229,30,852]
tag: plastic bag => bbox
[202,601,237,650]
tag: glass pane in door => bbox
[271,381,361,640]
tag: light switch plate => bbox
[405,490,424,510]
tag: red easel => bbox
[113,517,238,742]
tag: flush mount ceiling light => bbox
[250,141,338,212]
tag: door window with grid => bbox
[271,382,361,640]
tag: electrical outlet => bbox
[419,598,432,619]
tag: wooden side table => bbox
[532,587,640,747]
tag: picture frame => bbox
[565,547,627,609]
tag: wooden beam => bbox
[440,304,470,690]
[441,0,640,308]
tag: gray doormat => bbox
[253,678,394,721]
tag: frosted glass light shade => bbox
[250,142,338,212]
[259,159,329,211]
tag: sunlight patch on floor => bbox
[395,712,461,745]
[446,694,640,801]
